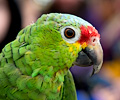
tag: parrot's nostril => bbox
[93,38,96,42]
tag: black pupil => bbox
[65,28,75,38]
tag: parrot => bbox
[0,13,103,100]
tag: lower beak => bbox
[74,42,103,76]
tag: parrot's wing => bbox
[62,70,77,100]
[0,63,46,99]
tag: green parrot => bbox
[0,13,103,100]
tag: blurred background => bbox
[0,0,120,100]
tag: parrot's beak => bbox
[74,41,103,76]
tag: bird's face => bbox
[56,14,103,75]
[33,13,103,75]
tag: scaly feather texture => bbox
[0,13,99,100]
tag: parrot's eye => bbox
[64,28,75,38]
[61,26,80,43]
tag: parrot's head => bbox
[29,13,103,75]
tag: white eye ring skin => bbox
[60,26,81,43]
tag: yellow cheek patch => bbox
[81,42,87,49]
[72,42,80,51]
[69,47,73,52]
[61,41,81,56]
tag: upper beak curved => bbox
[74,41,103,76]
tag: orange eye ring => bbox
[64,28,75,38]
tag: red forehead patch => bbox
[78,25,100,44]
